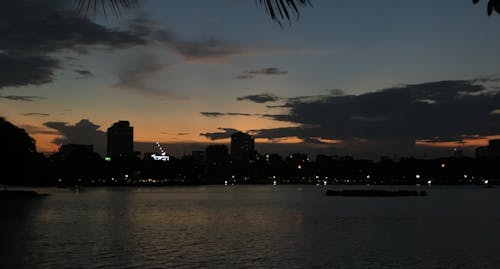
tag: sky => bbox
[1,0,500,159]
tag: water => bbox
[1,185,500,268]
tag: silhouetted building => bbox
[490,139,500,157]
[476,146,488,159]
[475,139,500,158]
[231,132,255,162]
[107,121,134,160]
[286,153,309,164]
[192,150,205,162]
[56,144,94,160]
[452,148,464,158]
[205,145,229,165]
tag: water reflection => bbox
[1,186,500,268]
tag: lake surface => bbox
[1,185,500,268]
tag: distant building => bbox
[286,153,309,164]
[56,144,94,160]
[230,132,255,162]
[107,121,134,159]
[205,145,229,165]
[452,148,464,158]
[192,150,205,162]
[489,139,500,157]
[475,139,500,158]
[475,146,489,159]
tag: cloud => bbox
[236,67,288,79]
[44,119,106,154]
[154,32,244,61]
[113,54,177,98]
[236,91,342,106]
[21,124,60,135]
[21,113,50,117]
[200,128,240,140]
[0,0,146,89]
[125,18,245,61]
[0,2,250,90]
[237,93,281,103]
[0,53,60,88]
[237,79,500,156]
[74,69,93,78]
[200,112,256,117]
[0,94,46,102]
[200,112,225,117]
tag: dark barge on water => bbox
[326,189,427,197]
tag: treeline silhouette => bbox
[2,117,500,186]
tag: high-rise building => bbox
[231,132,255,162]
[107,121,133,159]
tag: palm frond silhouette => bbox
[74,0,312,23]
[473,0,500,16]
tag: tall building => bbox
[230,132,255,162]
[107,121,134,159]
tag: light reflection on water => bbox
[1,185,500,268]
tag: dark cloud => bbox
[44,119,106,154]
[0,53,59,88]
[0,1,145,56]
[21,112,49,117]
[0,1,247,89]
[236,67,288,79]
[201,112,225,117]
[198,79,500,158]
[153,29,244,60]
[200,128,240,140]
[200,112,255,117]
[74,69,93,77]
[227,112,254,116]
[0,0,146,89]
[237,93,281,103]
[250,80,500,147]
[236,91,342,106]
[0,94,46,102]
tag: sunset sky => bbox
[1,0,500,159]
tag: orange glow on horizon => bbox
[416,135,500,148]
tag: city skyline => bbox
[2,0,500,159]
